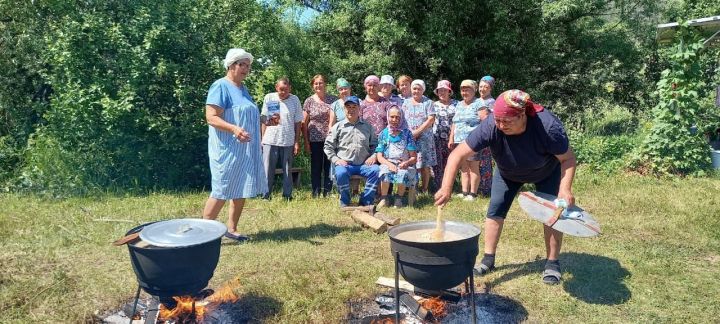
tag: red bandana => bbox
[494,90,544,118]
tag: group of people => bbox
[201,48,578,285]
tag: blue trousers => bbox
[335,164,380,206]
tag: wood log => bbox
[373,212,400,226]
[341,205,376,215]
[376,276,414,292]
[351,210,387,233]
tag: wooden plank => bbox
[351,210,387,234]
[376,276,414,292]
[373,212,400,226]
[341,205,375,215]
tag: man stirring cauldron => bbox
[434,90,577,285]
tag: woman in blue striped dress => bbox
[202,48,270,241]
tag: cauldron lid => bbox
[140,219,227,247]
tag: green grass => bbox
[1,168,719,323]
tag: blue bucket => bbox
[711,149,720,169]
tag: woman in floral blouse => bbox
[376,106,418,208]
[449,79,484,201]
[402,79,436,193]
[431,80,457,190]
[360,75,390,137]
[303,74,338,197]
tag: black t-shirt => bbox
[465,110,569,183]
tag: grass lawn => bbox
[1,167,719,323]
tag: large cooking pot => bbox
[126,219,227,297]
[388,221,480,291]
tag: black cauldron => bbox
[126,220,224,297]
[388,221,481,291]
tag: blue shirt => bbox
[331,99,346,124]
[465,110,569,183]
[376,128,417,161]
[452,98,484,143]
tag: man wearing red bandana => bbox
[434,89,577,285]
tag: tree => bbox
[5,0,325,195]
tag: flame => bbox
[369,318,394,324]
[159,296,206,321]
[158,283,239,322]
[206,284,239,304]
[421,296,448,319]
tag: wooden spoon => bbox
[431,205,446,241]
[112,232,140,246]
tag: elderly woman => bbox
[402,79,436,193]
[376,105,418,208]
[202,48,270,242]
[476,75,496,196]
[396,75,413,100]
[379,75,403,106]
[303,74,338,197]
[435,90,577,285]
[360,75,390,137]
[448,80,484,201]
[432,80,457,190]
[329,78,352,126]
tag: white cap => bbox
[379,75,395,87]
[223,48,253,69]
[411,79,426,92]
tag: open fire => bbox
[158,284,240,323]
[420,296,448,320]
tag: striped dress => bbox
[206,78,268,199]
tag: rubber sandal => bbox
[224,232,250,243]
[542,268,562,285]
[473,263,495,276]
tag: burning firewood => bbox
[158,282,240,323]
[421,296,448,320]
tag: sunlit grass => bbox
[1,168,719,323]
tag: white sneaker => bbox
[463,194,476,202]
[454,193,466,198]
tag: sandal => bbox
[542,261,562,285]
[473,263,495,276]
[224,232,250,243]
[473,255,496,275]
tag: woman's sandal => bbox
[224,232,250,243]
[542,262,562,285]
[474,263,495,276]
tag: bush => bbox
[570,131,642,174]
[13,133,112,196]
[582,102,640,136]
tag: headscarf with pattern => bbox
[386,105,407,133]
[493,90,544,118]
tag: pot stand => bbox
[393,251,477,324]
[128,285,161,324]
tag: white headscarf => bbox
[411,79,426,92]
[223,48,253,70]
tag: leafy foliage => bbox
[306,0,659,122]
[632,25,714,175]
[1,0,719,194]
[570,131,641,174]
[0,0,325,195]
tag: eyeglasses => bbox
[495,116,521,125]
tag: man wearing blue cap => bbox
[324,96,380,207]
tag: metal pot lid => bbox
[139,219,227,247]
